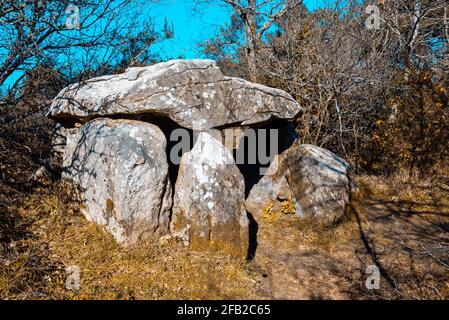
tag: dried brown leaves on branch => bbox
[204,0,449,176]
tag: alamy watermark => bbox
[169,128,280,175]
[365,4,381,30]
[65,265,81,291]
[365,265,380,290]
[65,3,382,32]
[65,5,80,30]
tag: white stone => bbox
[49,59,302,130]
[171,132,249,258]
[63,118,172,244]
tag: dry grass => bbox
[249,170,449,299]
[352,173,449,299]
[0,112,265,300]
[253,202,362,299]
[1,166,448,299]
[0,183,264,300]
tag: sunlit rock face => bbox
[171,132,249,258]
[48,59,354,258]
[63,118,172,244]
[48,59,302,130]
[246,143,354,224]
[49,123,67,169]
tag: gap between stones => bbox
[54,111,297,259]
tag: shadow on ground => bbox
[252,176,449,299]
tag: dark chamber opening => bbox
[234,119,297,197]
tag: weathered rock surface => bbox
[246,143,353,223]
[171,132,249,258]
[48,59,302,130]
[63,118,172,244]
[50,123,67,165]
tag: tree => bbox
[204,0,449,174]
[0,0,162,96]
[196,0,304,82]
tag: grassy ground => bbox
[1,111,448,299]
[252,173,449,299]
[1,173,448,299]
[0,183,262,299]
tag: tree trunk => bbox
[245,0,258,82]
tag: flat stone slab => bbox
[48,59,302,130]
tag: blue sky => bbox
[152,0,326,59]
[0,0,327,92]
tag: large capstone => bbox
[171,132,249,258]
[48,59,302,130]
[246,143,354,224]
[63,118,172,244]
